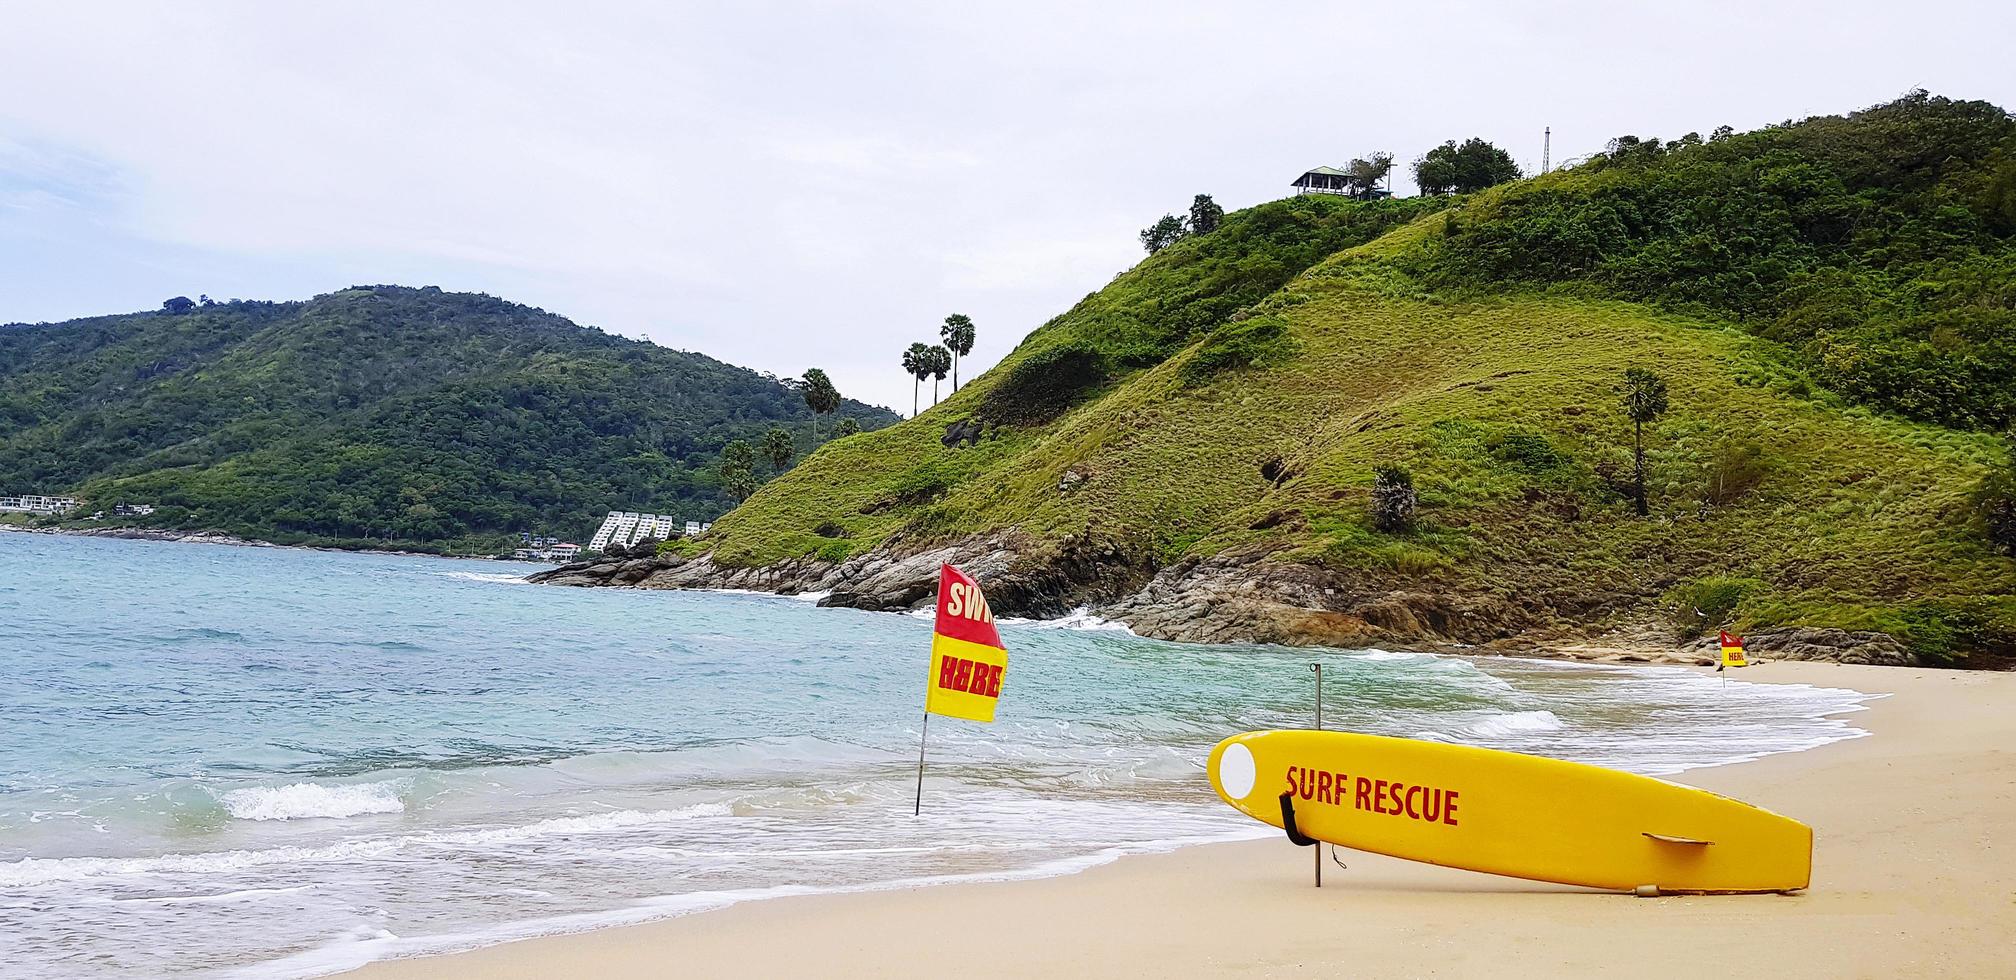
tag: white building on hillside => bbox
[0,494,79,515]
[589,512,683,552]
[513,541,582,562]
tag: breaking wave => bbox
[0,803,736,888]
[1464,710,1567,737]
[438,570,532,585]
[218,781,409,822]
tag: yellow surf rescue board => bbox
[1208,730,1810,894]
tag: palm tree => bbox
[718,440,759,502]
[760,427,795,471]
[940,314,976,392]
[801,368,840,441]
[1621,367,1670,517]
[902,343,931,417]
[926,345,952,406]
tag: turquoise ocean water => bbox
[0,533,1871,977]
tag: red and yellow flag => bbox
[925,564,1007,723]
[1718,630,1748,670]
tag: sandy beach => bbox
[345,661,2015,979]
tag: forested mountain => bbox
[676,92,2016,662]
[0,285,896,550]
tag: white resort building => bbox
[589,512,685,552]
[512,541,582,562]
[0,494,79,515]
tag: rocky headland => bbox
[527,539,1928,667]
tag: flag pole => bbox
[913,711,930,816]
[1311,662,1323,888]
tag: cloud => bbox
[943,232,1138,294]
[1,1,2012,408]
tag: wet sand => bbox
[344,662,2016,979]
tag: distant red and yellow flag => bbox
[1718,630,1748,670]
[925,564,1007,723]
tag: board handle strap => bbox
[1278,791,1320,847]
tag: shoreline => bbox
[532,550,1951,669]
[0,522,530,562]
[341,662,2016,979]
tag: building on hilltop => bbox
[1291,166,1392,200]
[1291,166,1354,196]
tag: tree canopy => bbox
[1407,91,2016,430]
[1139,214,1186,253]
[924,344,952,405]
[1346,154,1393,198]
[759,427,795,470]
[718,439,759,501]
[801,367,840,439]
[1141,195,1228,253]
[1188,194,1225,234]
[939,314,975,390]
[0,285,896,550]
[902,341,932,416]
[1620,367,1671,517]
[1412,138,1522,195]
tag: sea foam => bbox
[439,570,532,585]
[0,803,735,888]
[999,606,1136,633]
[1465,710,1567,737]
[219,781,408,821]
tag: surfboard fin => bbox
[1642,833,1714,845]
[1278,792,1320,847]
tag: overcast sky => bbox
[4,2,2012,412]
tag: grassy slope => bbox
[704,195,1444,565]
[702,120,2016,659]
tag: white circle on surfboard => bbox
[1217,741,1256,800]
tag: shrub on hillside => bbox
[1035,195,1442,370]
[868,457,978,512]
[1370,466,1417,532]
[1665,576,1765,638]
[1704,438,1771,506]
[1873,601,2016,664]
[1407,92,2016,431]
[1979,436,2016,556]
[979,343,1109,425]
[1180,315,1298,384]
[1490,431,1562,471]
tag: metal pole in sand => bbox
[1311,662,1323,887]
[913,712,930,816]
[1312,663,1323,730]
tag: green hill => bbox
[678,92,2016,663]
[0,285,896,551]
